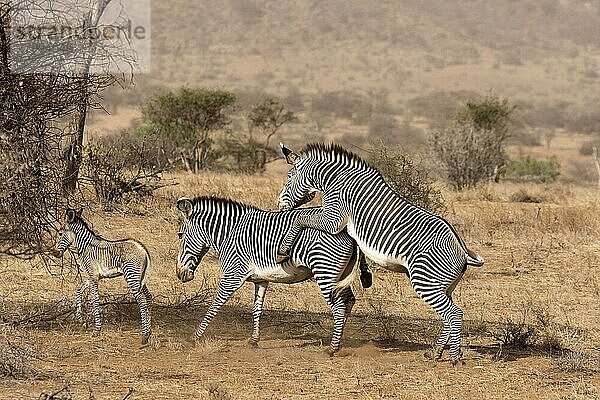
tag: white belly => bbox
[347,219,408,268]
[248,262,313,284]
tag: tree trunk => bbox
[62,0,111,192]
[0,5,10,77]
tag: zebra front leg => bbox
[248,282,268,347]
[88,280,102,334]
[278,209,348,263]
[276,222,303,263]
[74,279,90,324]
[194,277,245,341]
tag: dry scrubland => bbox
[1,167,600,399]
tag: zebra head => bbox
[278,142,316,211]
[54,208,79,257]
[176,198,209,283]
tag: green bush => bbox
[505,156,560,183]
[431,94,515,190]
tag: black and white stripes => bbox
[176,196,359,354]
[55,208,153,346]
[277,142,484,364]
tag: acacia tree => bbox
[141,88,236,173]
[431,94,515,190]
[0,0,137,258]
[246,96,296,170]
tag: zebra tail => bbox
[141,247,152,287]
[466,248,484,267]
[333,250,361,298]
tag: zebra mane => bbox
[189,196,259,214]
[300,142,373,170]
[71,214,127,243]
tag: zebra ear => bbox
[177,197,193,217]
[66,208,77,223]
[280,142,298,165]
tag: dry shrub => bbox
[554,350,600,373]
[509,188,544,203]
[367,142,445,214]
[494,317,537,350]
[565,159,597,184]
[206,382,233,400]
[0,327,38,378]
[493,301,586,356]
[365,296,400,343]
[82,136,165,210]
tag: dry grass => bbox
[1,171,600,398]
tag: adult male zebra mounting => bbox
[176,196,363,355]
[276,143,484,365]
[54,209,152,346]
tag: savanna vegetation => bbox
[2,0,600,398]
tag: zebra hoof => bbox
[424,345,444,361]
[451,350,465,366]
[247,338,259,348]
[324,347,337,357]
[451,358,466,367]
[360,271,373,289]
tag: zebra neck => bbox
[205,220,236,254]
[318,162,377,192]
[73,224,100,255]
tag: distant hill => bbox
[143,0,599,105]
[99,0,600,142]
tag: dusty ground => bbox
[1,172,600,399]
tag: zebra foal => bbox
[277,143,484,365]
[54,208,152,346]
[176,196,362,354]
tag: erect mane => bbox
[189,195,259,213]
[300,143,373,170]
[71,215,129,243]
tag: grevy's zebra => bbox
[54,208,152,346]
[276,143,484,365]
[176,196,361,354]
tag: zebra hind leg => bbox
[249,282,268,347]
[88,280,102,334]
[139,284,153,346]
[74,279,90,324]
[134,289,151,347]
[414,285,465,365]
[325,288,352,356]
[124,264,152,346]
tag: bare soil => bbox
[1,173,600,399]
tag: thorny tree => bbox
[0,0,136,258]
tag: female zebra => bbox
[276,143,484,365]
[54,208,152,346]
[176,196,363,354]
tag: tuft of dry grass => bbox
[554,350,600,373]
[0,327,38,378]
[206,382,233,400]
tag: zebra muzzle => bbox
[177,267,195,283]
